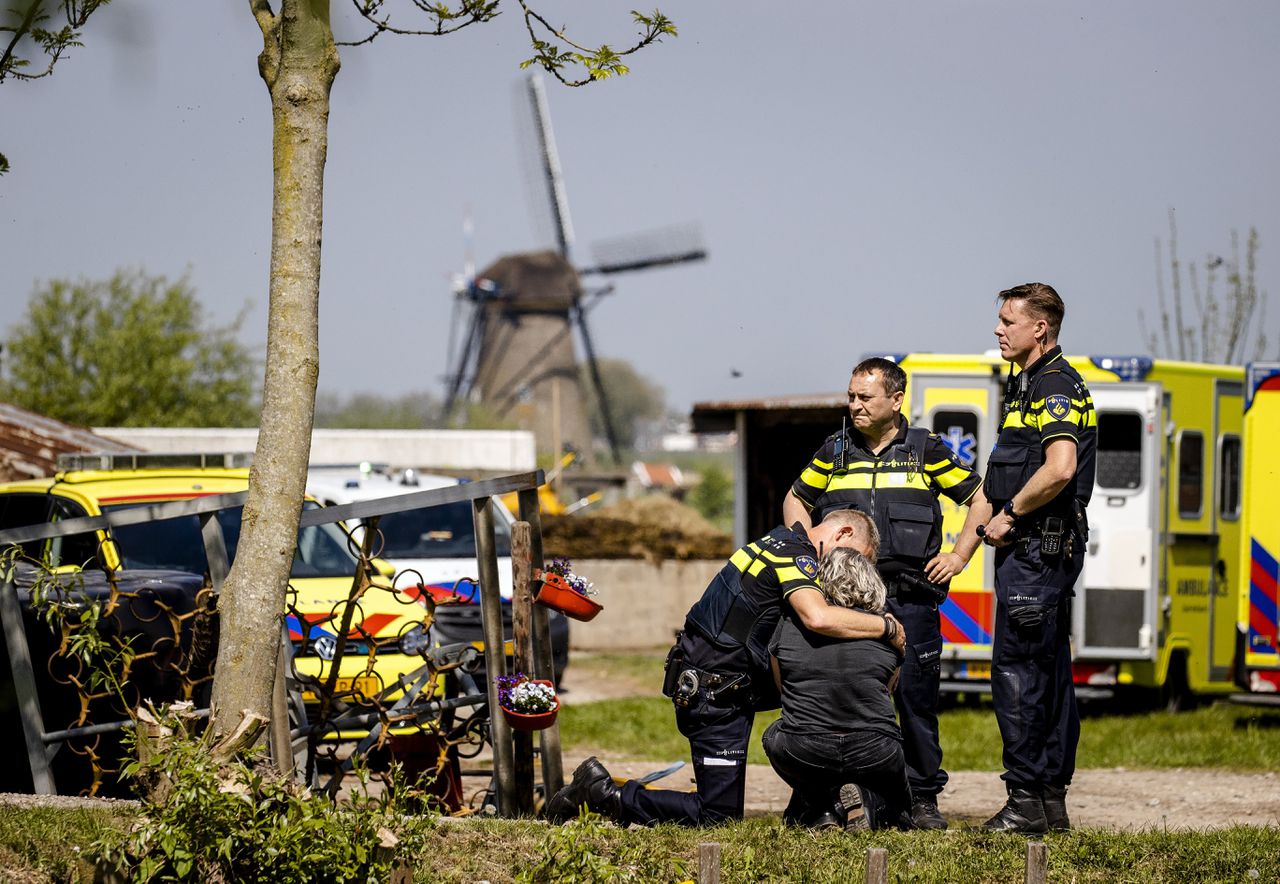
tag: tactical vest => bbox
[812,425,941,572]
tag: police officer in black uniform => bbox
[782,357,988,830]
[975,282,1096,834]
[545,508,904,827]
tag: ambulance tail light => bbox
[1073,662,1117,686]
[1249,671,1280,693]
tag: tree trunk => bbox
[210,0,339,738]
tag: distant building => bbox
[0,403,133,481]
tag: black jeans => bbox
[761,721,912,829]
[992,536,1083,790]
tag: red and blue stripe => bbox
[940,591,993,646]
[1250,538,1279,653]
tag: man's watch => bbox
[1002,500,1018,519]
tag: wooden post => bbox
[698,842,721,884]
[1025,841,1047,884]
[866,847,888,884]
[511,521,536,815]
[0,574,55,794]
[517,485,563,798]
[474,497,515,816]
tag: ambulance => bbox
[891,352,1278,707]
[1236,363,1280,703]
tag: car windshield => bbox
[105,501,358,578]
[372,501,511,559]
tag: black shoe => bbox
[982,787,1048,834]
[807,811,842,831]
[545,757,621,823]
[910,796,947,831]
[1042,785,1070,832]
[836,783,870,831]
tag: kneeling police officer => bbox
[546,508,903,826]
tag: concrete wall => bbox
[566,558,721,651]
[93,427,537,472]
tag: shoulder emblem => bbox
[1045,394,1071,421]
[795,555,818,579]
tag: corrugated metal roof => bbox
[691,392,845,413]
[0,403,136,481]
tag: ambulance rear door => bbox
[1240,363,1280,686]
[1076,382,1162,661]
[910,369,1001,670]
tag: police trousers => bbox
[761,721,912,830]
[992,536,1083,790]
[885,593,946,798]
[617,687,753,826]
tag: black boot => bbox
[910,795,947,831]
[1042,785,1070,832]
[545,757,622,823]
[982,787,1047,834]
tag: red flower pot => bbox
[500,679,561,731]
[536,572,603,622]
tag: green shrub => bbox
[92,710,438,883]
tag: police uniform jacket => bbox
[790,419,981,575]
[984,346,1097,522]
[684,525,823,678]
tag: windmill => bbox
[442,73,707,465]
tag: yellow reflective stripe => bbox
[812,458,833,470]
[746,542,762,554]
[925,460,954,472]
[931,466,971,489]
[747,559,767,577]
[781,584,821,600]
[760,550,791,564]
[1029,396,1092,409]
[1040,431,1080,445]
[1032,407,1088,429]
[774,565,804,583]
[730,549,753,571]
[877,472,931,490]
[827,473,875,490]
[799,467,830,489]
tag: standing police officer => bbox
[545,509,903,827]
[975,283,1096,834]
[782,357,988,831]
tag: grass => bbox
[0,804,128,882]
[559,689,1280,771]
[3,808,1276,883]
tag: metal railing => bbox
[0,470,562,815]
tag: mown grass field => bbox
[560,653,1280,770]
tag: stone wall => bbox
[566,558,721,650]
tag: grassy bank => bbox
[560,695,1280,771]
[3,808,1277,883]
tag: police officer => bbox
[545,508,903,826]
[975,282,1095,834]
[782,357,988,830]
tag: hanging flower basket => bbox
[496,675,560,731]
[536,572,604,622]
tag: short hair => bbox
[820,508,880,562]
[998,282,1065,341]
[818,549,887,613]
[851,357,906,397]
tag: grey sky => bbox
[3,2,1277,413]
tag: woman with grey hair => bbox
[763,548,912,830]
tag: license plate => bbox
[965,663,991,679]
[301,676,380,702]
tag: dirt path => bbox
[563,754,1280,830]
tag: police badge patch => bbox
[1045,394,1072,420]
[795,555,818,578]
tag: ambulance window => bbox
[1095,412,1143,490]
[1177,431,1204,519]
[930,409,980,470]
[1218,435,1241,521]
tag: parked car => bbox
[0,454,432,742]
[0,564,211,795]
[306,466,569,684]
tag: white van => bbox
[305,466,568,682]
